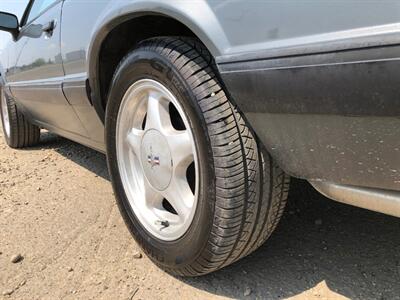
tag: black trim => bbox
[85,79,93,105]
[20,0,34,27]
[217,43,400,191]
[21,0,61,28]
[0,11,19,39]
[219,44,400,117]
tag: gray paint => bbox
[7,1,89,136]
[0,0,400,191]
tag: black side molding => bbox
[218,44,400,117]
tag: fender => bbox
[85,0,230,123]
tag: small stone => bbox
[67,267,74,272]
[11,254,23,263]
[314,219,322,226]
[244,287,252,297]
[133,252,142,259]
[36,187,42,191]
[2,289,14,296]
[19,280,26,287]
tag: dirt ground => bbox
[0,127,399,300]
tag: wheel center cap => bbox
[140,129,172,191]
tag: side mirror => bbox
[0,12,19,39]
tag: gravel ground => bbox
[0,127,399,300]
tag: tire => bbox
[0,88,40,148]
[105,37,290,276]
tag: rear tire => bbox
[106,37,290,276]
[0,88,40,148]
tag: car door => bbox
[6,0,88,136]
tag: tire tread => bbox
[117,37,290,276]
[1,92,40,148]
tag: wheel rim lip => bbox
[1,89,10,138]
[116,79,199,241]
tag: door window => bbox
[26,0,57,24]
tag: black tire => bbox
[105,37,290,276]
[0,88,40,148]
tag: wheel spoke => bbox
[161,177,194,221]
[143,178,164,206]
[168,130,194,174]
[145,91,170,132]
[126,128,144,157]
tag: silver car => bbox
[0,0,399,276]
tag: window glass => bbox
[26,0,57,23]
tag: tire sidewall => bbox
[105,49,215,270]
[0,88,12,145]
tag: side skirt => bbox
[311,181,400,218]
[33,119,106,154]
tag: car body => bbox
[0,0,399,275]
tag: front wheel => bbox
[0,87,40,148]
[105,37,290,276]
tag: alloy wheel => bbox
[116,79,198,241]
[1,89,10,138]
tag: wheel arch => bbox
[87,5,228,123]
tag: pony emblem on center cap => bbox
[147,153,160,168]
